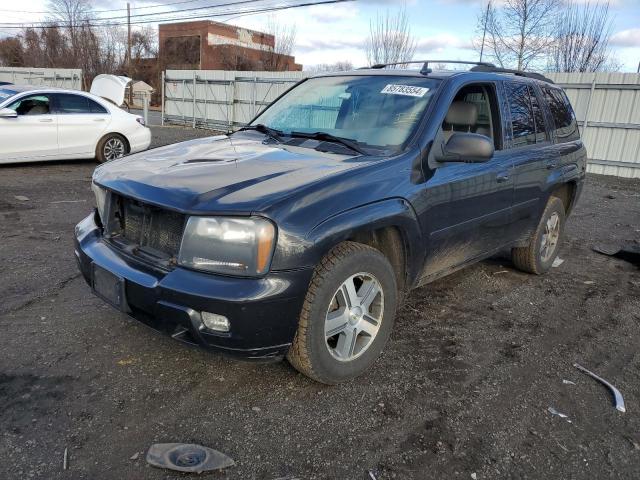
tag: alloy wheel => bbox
[540,212,560,262]
[104,138,125,160]
[324,272,384,362]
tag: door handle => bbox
[38,118,53,123]
[496,173,510,183]
[93,118,105,122]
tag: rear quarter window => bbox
[541,87,580,142]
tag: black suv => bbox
[75,61,586,384]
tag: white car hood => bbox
[90,74,131,106]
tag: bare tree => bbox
[0,37,25,67]
[365,4,416,67]
[476,0,559,70]
[306,61,354,73]
[47,0,91,64]
[260,16,297,71]
[549,1,618,72]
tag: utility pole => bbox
[127,2,133,106]
[479,1,490,63]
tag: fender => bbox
[305,197,424,286]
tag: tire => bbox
[96,133,128,163]
[287,241,398,384]
[511,196,566,274]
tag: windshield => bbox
[0,88,18,105]
[251,75,440,153]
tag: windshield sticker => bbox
[381,84,429,98]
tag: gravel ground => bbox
[1,127,639,480]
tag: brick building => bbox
[158,20,302,71]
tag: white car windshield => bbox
[251,75,440,153]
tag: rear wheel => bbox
[96,134,128,163]
[287,242,398,384]
[511,196,566,274]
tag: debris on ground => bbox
[368,470,378,480]
[63,448,68,470]
[14,195,29,202]
[624,436,640,451]
[552,257,565,267]
[146,443,235,473]
[548,407,572,423]
[583,280,595,285]
[563,380,576,385]
[493,270,509,275]
[130,452,139,461]
[574,363,626,413]
[49,199,87,204]
[592,244,640,268]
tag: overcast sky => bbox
[1,0,639,71]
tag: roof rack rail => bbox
[469,64,554,84]
[367,60,495,75]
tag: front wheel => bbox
[287,242,398,384]
[96,134,128,163]
[511,196,566,274]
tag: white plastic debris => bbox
[548,407,572,423]
[563,380,576,385]
[552,257,565,267]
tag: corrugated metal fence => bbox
[0,67,83,90]
[164,70,640,178]
[547,72,639,178]
[162,70,307,131]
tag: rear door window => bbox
[54,93,105,114]
[541,87,580,142]
[505,82,536,147]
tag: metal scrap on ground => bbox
[592,244,640,268]
[574,363,626,413]
[146,443,235,473]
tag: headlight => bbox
[178,217,276,276]
[91,182,108,224]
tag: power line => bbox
[0,0,218,15]
[0,0,353,29]
[0,0,282,26]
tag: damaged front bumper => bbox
[74,212,312,360]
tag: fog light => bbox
[201,312,230,332]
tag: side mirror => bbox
[435,132,494,163]
[0,108,17,118]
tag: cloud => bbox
[415,33,474,53]
[306,3,359,22]
[295,35,366,54]
[610,29,640,48]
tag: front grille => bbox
[116,196,186,258]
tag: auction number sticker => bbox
[381,84,429,97]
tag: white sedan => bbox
[0,75,151,163]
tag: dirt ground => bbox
[1,126,639,480]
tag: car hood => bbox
[93,134,367,214]
[90,74,131,106]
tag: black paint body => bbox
[74,70,586,359]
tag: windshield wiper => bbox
[290,131,368,156]
[239,124,284,143]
